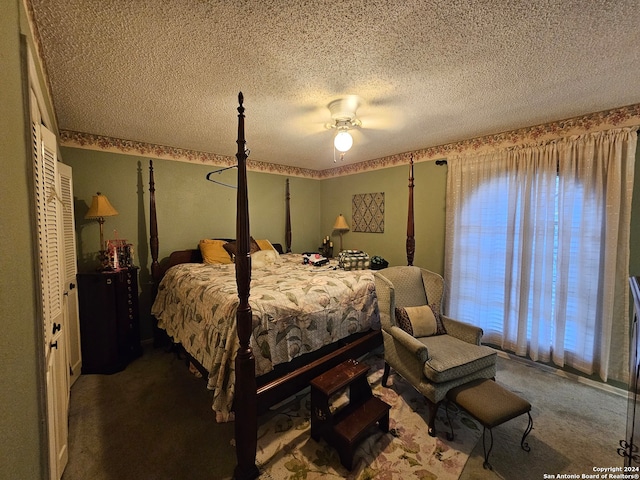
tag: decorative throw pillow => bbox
[199,239,232,264]
[255,238,278,253]
[395,304,446,337]
[223,237,261,259]
[251,248,279,267]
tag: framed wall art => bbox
[352,192,384,233]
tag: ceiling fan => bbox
[285,93,404,164]
[326,96,362,161]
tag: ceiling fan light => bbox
[334,131,353,152]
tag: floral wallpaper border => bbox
[60,103,640,180]
[58,130,323,179]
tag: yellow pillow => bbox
[199,239,232,264]
[256,239,277,253]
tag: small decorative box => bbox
[338,250,370,270]
[106,239,135,270]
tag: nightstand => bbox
[77,267,142,374]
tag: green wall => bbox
[62,149,322,339]
[321,160,447,272]
[62,145,450,341]
[1,1,45,478]
[63,142,640,345]
[62,150,323,266]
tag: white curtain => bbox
[444,128,636,382]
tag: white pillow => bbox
[251,248,279,267]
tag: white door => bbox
[32,102,69,479]
[58,163,82,385]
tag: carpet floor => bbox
[62,345,627,480]
[254,352,480,479]
[459,353,627,480]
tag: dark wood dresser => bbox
[77,267,142,374]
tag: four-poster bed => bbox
[150,93,416,479]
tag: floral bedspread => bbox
[151,253,380,421]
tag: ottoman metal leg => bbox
[482,427,494,470]
[521,411,533,452]
[482,411,533,470]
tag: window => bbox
[444,129,635,382]
[450,171,598,370]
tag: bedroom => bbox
[4,1,640,479]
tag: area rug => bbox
[255,352,482,480]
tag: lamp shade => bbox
[85,192,118,219]
[334,131,353,152]
[333,214,350,232]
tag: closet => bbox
[30,80,80,479]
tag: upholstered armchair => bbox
[374,266,497,436]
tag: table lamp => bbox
[333,214,350,252]
[85,192,118,269]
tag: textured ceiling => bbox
[29,0,640,171]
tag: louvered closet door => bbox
[32,97,69,479]
[58,163,81,386]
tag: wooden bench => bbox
[310,358,390,470]
[446,378,533,470]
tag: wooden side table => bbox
[310,358,390,470]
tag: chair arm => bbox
[441,316,484,345]
[374,272,395,330]
[386,325,430,363]
[379,311,392,331]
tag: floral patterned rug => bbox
[255,352,482,480]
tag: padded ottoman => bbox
[446,378,533,470]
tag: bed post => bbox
[149,160,166,347]
[406,155,415,266]
[233,92,259,480]
[149,160,160,283]
[285,178,292,253]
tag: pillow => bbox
[251,248,279,267]
[255,238,278,253]
[395,304,446,337]
[199,239,232,264]
[223,237,261,259]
